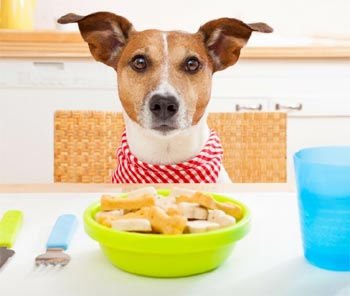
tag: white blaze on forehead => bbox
[146,32,177,96]
[156,32,174,94]
[162,32,169,83]
[156,32,177,96]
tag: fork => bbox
[35,214,78,267]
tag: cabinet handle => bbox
[275,103,302,111]
[235,104,263,112]
[33,62,65,70]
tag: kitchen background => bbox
[36,0,349,38]
[0,0,350,184]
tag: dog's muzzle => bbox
[149,94,179,132]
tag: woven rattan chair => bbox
[54,111,286,183]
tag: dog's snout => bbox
[149,95,179,120]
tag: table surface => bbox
[0,183,294,193]
[0,184,349,296]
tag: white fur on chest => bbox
[122,112,232,183]
[124,112,210,165]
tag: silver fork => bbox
[35,214,78,267]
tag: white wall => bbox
[35,0,350,38]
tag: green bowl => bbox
[83,190,251,278]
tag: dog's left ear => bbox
[199,18,272,72]
[58,12,134,67]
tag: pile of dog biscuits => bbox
[95,187,242,235]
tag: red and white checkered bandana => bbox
[112,129,223,183]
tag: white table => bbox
[0,187,349,296]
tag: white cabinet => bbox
[287,116,350,182]
[0,60,121,183]
[1,58,350,184]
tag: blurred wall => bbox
[35,0,349,38]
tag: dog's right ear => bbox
[58,12,134,67]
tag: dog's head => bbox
[58,12,272,135]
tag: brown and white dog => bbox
[58,12,272,183]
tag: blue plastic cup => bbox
[294,146,350,271]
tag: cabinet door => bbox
[0,88,120,184]
[208,97,269,112]
[271,97,350,117]
[287,117,350,183]
[0,60,117,89]
[0,60,125,183]
[271,96,350,184]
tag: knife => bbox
[0,210,23,269]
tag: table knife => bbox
[0,210,23,269]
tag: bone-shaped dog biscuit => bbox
[114,206,151,220]
[98,207,151,228]
[176,192,216,209]
[148,206,187,235]
[178,202,208,220]
[186,220,220,233]
[169,187,196,198]
[215,201,242,219]
[95,209,124,221]
[176,192,242,219]
[114,206,186,235]
[208,209,236,227]
[166,206,182,216]
[97,215,116,228]
[101,194,156,211]
[155,195,177,210]
[126,186,157,199]
[111,218,152,232]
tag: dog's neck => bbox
[123,113,210,165]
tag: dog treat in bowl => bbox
[111,218,152,232]
[176,191,242,219]
[178,202,209,220]
[101,194,156,211]
[84,188,251,277]
[95,187,239,235]
[185,220,220,233]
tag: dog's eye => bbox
[130,55,148,72]
[184,57,202,73]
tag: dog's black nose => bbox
[149,95,179,120]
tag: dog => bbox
[58,12,272,183]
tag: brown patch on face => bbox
[166,32,214,125]
[116,30,165,123]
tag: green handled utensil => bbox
[0,210,23,269]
